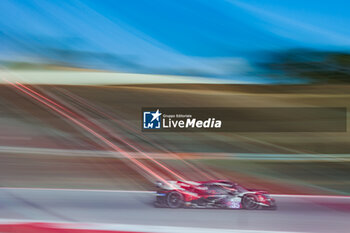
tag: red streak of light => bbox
[5,80,172,186]
[17,83,185,180]
[16,82,81,118]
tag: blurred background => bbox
[1,1,350,232]
[0,0,350,202]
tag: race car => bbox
[154,180,276,210]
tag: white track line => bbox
[1,187,349,198]
[0,187,153,193]
[0,219,302,233]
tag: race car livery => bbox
[154,180,276,210]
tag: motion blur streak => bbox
[4,79,178,187]
[15,81,187,181]
[56,87,213,180]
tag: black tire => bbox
[242,194,259,210]
[166,191,184,208]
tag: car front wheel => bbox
[242,194,259,210]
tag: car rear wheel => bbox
[166,191,184,208]
[242,194,259,210]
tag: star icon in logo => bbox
[151,109,162,122]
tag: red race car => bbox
[154,180,276,210]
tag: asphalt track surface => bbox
[0,188,349,233]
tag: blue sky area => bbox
[0,0,349,83]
